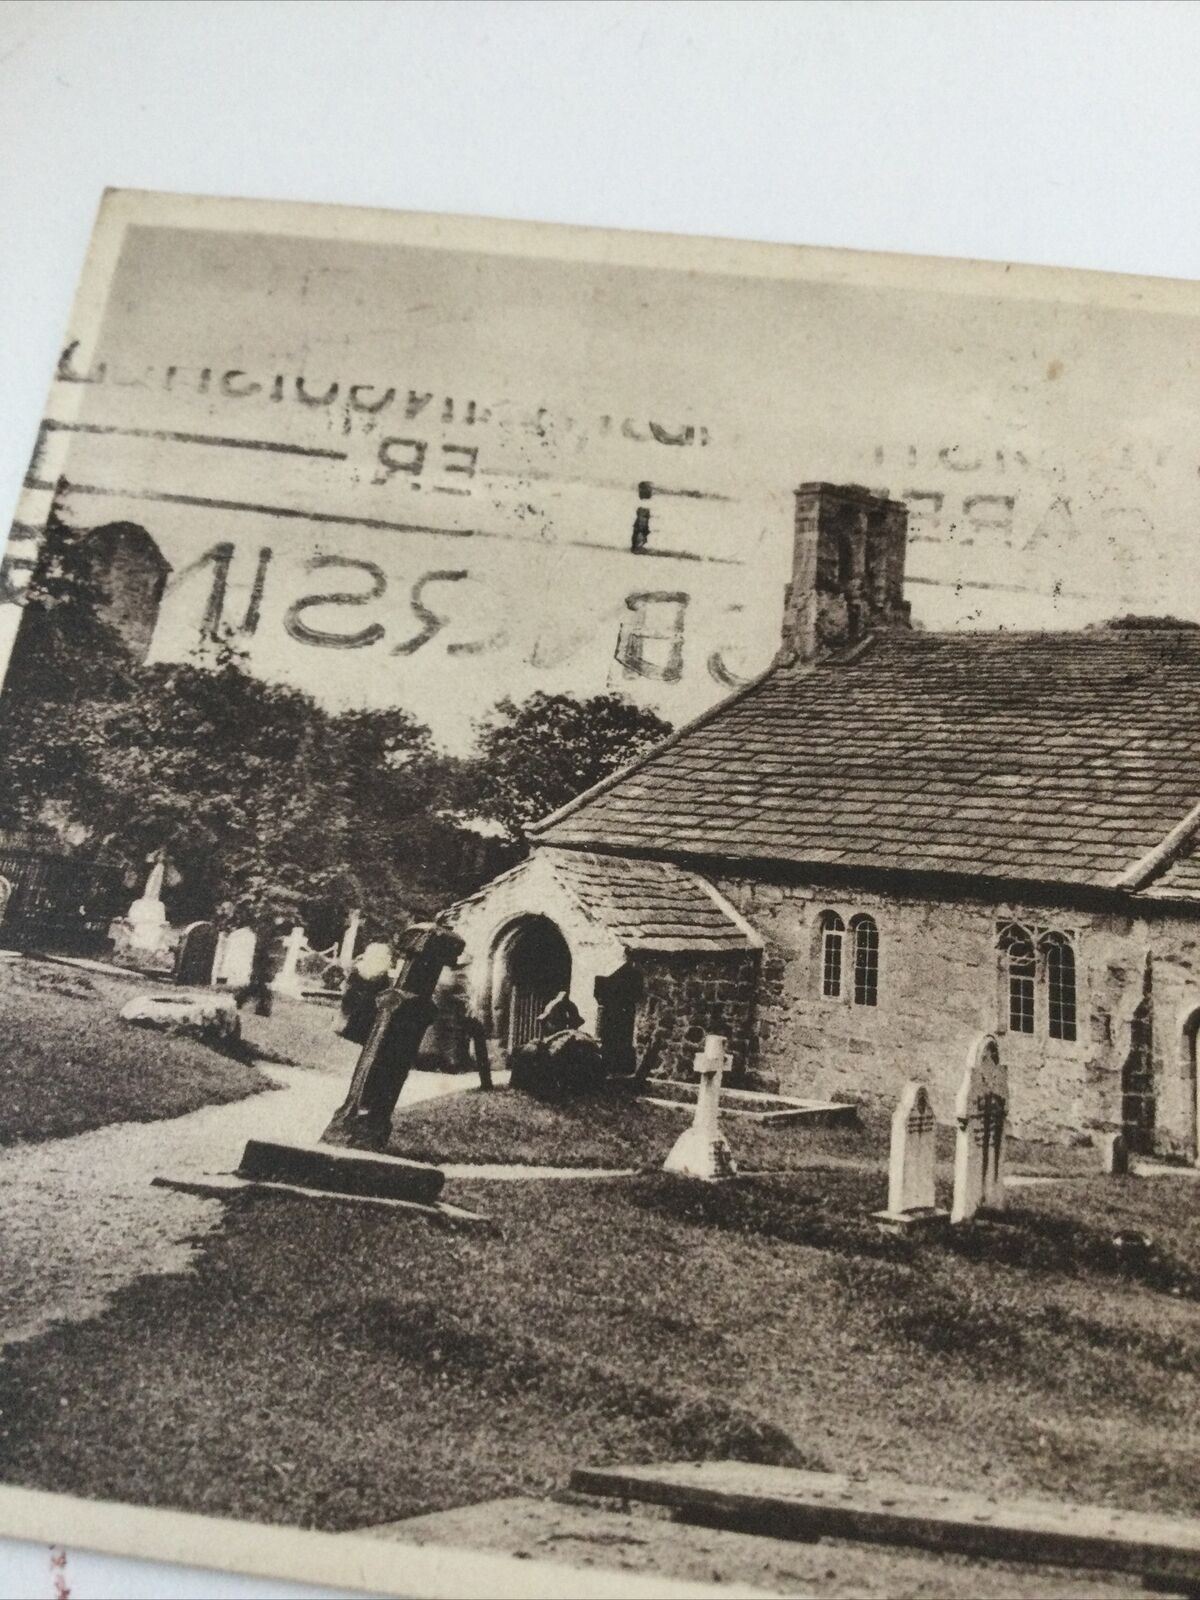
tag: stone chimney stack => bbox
[778,483,911,666]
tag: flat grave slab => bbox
[571,1461,1200,1591]
[152,1172,490,1230]
[237,1137,445,1203]
[366,1492,1143,1598]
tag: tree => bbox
[81,650,510,937]
[468,691,672,837]
[0,514,136,833]
[0,525,668,938]
[0,528,510,938]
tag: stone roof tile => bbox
[543,850,756,952]
[533,629,1200,893]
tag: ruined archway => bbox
[490,916,572,1057]
[82,523,170,662]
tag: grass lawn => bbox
[0,956,274,1145]
[3,1163,1200,1537]
[386,1082,1105,1178]
[387,1084,869,1171]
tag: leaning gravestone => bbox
[873,1080,947,1232]
[951,1034,1008,1224]
[232,922,463,1205]
[322,922,465,1151]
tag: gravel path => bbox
[0,1052,487,1351]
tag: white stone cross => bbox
[663,1033,738,1181]
[272,924,308,997]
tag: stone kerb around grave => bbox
[951,1033,1008,1225]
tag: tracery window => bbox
[996,921,1078,1041]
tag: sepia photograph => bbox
[4,5,1200,1597]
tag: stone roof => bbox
[447,848,757,953]
[532,628,1200,896]
[543,849,758,952]
[1145,843,1200,902]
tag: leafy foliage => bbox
[0,522,670,940]
[469,690,671,836]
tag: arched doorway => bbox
[493,917,572,1056]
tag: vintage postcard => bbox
[2,189,1200,1597]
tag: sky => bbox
[7,193,1199,746]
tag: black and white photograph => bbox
[4,5,1200,1597]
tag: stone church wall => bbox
[712,874,1200,1151]
[1143,916,1200,1158]
[631,949,760,1082]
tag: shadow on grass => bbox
[624,1171,1200,1301]
[238,1042,302,1067]
[309,1293,818,1471]
[940,1203,1200,1299]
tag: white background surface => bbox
[1,2,1198,1595]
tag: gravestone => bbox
[951,1034,1008,1224]
[322,923,465,1151]
[218,926,257,989]
[873,1080,947,1233]
[1099,1130,1129,1176]
[338,909,362,969]
[127,858,169,953]
[272,924,307,997]
[175,920,218,986]
[663,1033,737,1181]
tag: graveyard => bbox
[0,952,272,1145]
[384,1081,861,1172]
[4,991,1200,1595]
[3,1137,1200,1587]
[4,901,1200,1592]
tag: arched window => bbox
[849,914,879,1007]
[1041,931,1077,1042]
[819,911,844,998]
[998,923,1036,1034]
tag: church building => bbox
[447,482,1200,1156]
